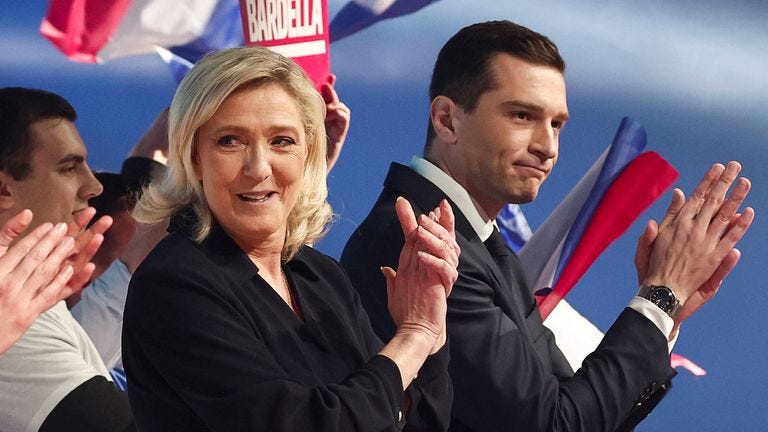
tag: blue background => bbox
[2,1,766,430]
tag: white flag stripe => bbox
[268,40,327,58]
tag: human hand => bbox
[382,198,459,353]
[0,210,83,353]
[128,109,169,165]
[320,75,350,174]
[638,162,754,327]
[67,207,112,290]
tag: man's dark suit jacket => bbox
[341,162,676,431]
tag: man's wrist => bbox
[639,284,681,318]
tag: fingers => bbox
[415,214,459,267]
[0,222,63,278]
[381,266,396,301]
[67,232,105,290]
[417,251,458,296]
[634,219,658,284]
[707,177,751,236]
[700,248,741,295]
[678,163,726,221]
[69,207,97,236]
[658,188,685,231]
[88,215,113,237]
[0,209,33,254]
[395,197,419,236]
[30,264,75,312]
[715,207,754,254]
[695,161,742,226]
[320,82,339,104]
[437,199,456,241]
[11,227,74,289]
[67,262,96,293]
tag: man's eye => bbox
[511,112,530,121]
[552,120,565,130]
[61,165,77,174]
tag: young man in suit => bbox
[341,20,753,431]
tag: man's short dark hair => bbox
[0,87,77,180]
[425,20,565,149]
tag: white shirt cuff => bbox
[628,296,678,353]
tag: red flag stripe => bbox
[540,152,679,319]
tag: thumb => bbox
[380,266,396,300]
[634,219,658,284]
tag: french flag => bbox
[40,0,244,82]
[500,117,706,376]
[40,0,441,82]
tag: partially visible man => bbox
[341,21,754,431]
[0,87,134,432]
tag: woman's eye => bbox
[272,137,296,147]
[217,135,241,147]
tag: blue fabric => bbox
[554,117,647,279]
[109,368,128,392]
[330,0,442,42]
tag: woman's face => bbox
[193,83,308,249]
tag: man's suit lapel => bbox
[382,163,529,332]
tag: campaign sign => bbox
[239,0,331,87]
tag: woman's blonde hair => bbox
[134,46,332,260]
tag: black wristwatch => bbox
[639,284,681,318]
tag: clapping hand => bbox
[634,161,754,334]
[382,198,460,354]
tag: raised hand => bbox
[381,198,459,354]
[636,161,754,330]
[319,75,350,174]
[0,210,82,354]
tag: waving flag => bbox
[518,117,678,317]
[41,0,332,85]
[329,0,443,42]
[41,0,441,83]
[501,117,706,376]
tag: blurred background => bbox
[2,1,766,430]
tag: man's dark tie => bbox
[484,226,536,315]
[484,226,514,285]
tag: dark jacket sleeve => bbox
[39,376,135,432]
[342,198,675,432]
[335,258,453,432]
[446,257,674,431]
[123,240,441,432]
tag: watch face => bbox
[649,286,675,312]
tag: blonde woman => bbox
[122,46,457,431]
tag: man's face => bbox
[3,118,103,230]
[450,53,568,217]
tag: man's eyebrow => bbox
[502,100,570,121]
[57,154,86,165]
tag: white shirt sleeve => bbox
[0,302,109,432]
[628,296,678,353]
[70,259,132,369]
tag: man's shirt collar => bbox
[409,156,496,242]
